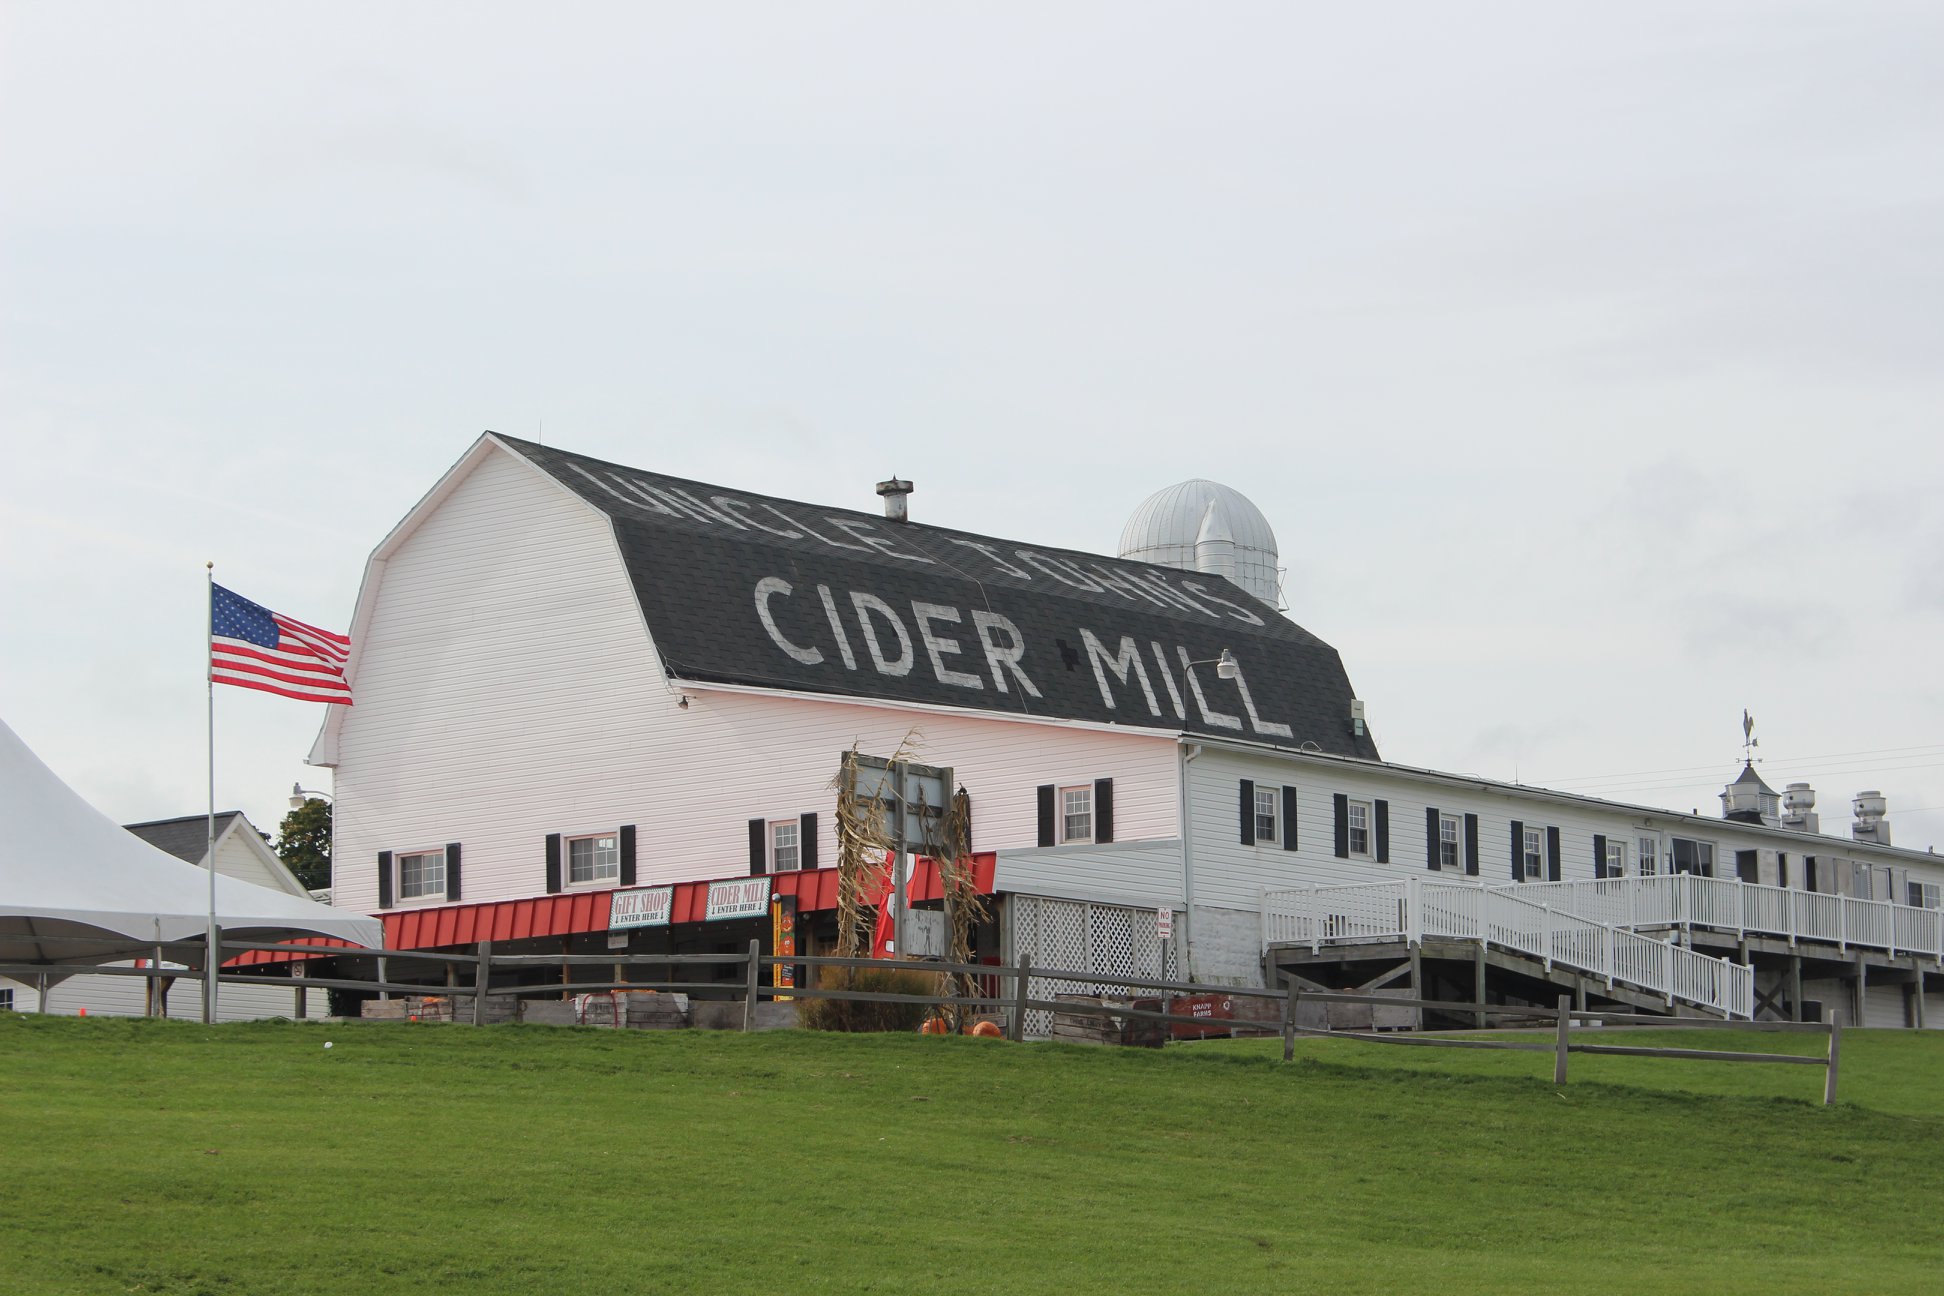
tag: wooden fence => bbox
[2,931,1845,1104]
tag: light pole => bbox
[1172,648,1239,983]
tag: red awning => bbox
[283,852,1001,954]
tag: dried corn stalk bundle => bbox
[935,785,989,1031]
[829,737,913,957]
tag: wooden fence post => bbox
[472,941,493,1026]
[1281,975,1298,1063]
[1554,994,1571,1086]
[1009,957,1032,1042]
[743,938,761,1032]
[1823,1011,1842,1106]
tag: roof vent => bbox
[1852,791,1890,846]
[876,477,914,523]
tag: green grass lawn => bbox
[3,1014,1941,1295]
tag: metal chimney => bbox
[876,477,914,523]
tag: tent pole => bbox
[205,562,218,1026]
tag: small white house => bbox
[299,435,1944,1031]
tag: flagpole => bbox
[205,562,218,1025]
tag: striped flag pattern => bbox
[210,584,353,705]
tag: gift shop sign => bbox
[609,886,673,930]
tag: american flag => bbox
[209,584,353,705]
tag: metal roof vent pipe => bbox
[1781,782,1819,834]
[1852,790,1890,846]
[876,477,914,523]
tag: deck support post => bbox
[1789,955,1803,1023]
[1473,945,1486,1029]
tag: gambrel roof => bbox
[494,436,1379,759]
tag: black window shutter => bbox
[1778,853,1789,889]
[1036,784,1056,847]
[444,842,462,902]
[1510,820,1525,881]
[1333,794,1349,859]
[1546,826,1562,881]
[619,824,637,886]
[1374,800,1390,863]
[1239,779,1256,846]
[544,833,562,893]
[1464,814,1479,875]
[748,818,767,875]
[1426,807,1440,871]
[1093,779,1114,844]
[1281,786,1299,851]
[800,813,819,871]
[1593,833,1607,880]
[376,850,393,910]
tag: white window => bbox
[0,986,13,1013]
[1909,882,1941,910]
[1438,814,1461,870]
[771,820,801,872]
[1061,786,1094,844]
[1254,787,1280,845]
[1522,827,1544,880]
[1671,836,1714,876]
[1637,834,1659,876]
[568,834,620,886]
[1605,838,1627,877]
[398,850,445,900]
[1347,801,1372,857]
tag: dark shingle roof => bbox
[125,812,245,864]
[500,436,1380,759]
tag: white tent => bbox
[0,717,381,966]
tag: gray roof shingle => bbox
[500,436,1380,759]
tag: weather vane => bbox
[1741,709,1760,765]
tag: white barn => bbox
[302,434,1944,1030]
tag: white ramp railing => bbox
[1262,879,1754,1019]
[1495,875,1944,962]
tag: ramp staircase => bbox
[1262,878,1754,1018]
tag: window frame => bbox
[0,986,13,1013]
[770,818,802,873]
[1522,827,1544,882]
[1346,800,1372,858]
[1060,784,1094,845]
[396,848,447,902]
[1253,786,1280,847]
[1636,832,1660,876]
[1437,814,1461,871]
[1910,881,1941,910]
[565,832,622,888]
[1605,837,1627,878]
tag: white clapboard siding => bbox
[994,838,1184,909]
[1863,983,1908,1030]
[328,443,1181,912]
[1186,745,1944,912]
[21,971,323,1021]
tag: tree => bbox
[276,797,333,892]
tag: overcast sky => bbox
[4,3,1940,855]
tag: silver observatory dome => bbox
[1118,479,1281,607]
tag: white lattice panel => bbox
[1011,895,1179,1037]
